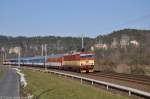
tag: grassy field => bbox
[0,69,4,79]
[22,69,129,99]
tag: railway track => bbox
[88,72,150,86]
[10,65,150,87]
[13,65,150,86]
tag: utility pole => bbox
[81,34,84,52]
[1,47,5,63]
[44,44,47,71]
[41,44,44,56]
[4,52,6,60]
[18,47,21,68]
[2,52,7,64]
[2,52,4,63]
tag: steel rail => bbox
[88,73,150,86]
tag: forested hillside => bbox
[96,29,150,45]
[95,29,150,75]
[0,36,94,58]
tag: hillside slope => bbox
[0,36,94,58]
[95,29,150,75]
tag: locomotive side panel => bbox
[62,54,80,72]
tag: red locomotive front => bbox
[63,52,95,73]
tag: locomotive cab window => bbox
[80,54,95,58]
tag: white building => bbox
[130,40,139,47]
[94,44,108,50]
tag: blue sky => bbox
[0,0,150,37]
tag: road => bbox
[0,65,20,99]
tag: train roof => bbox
[80,52,95,54]
[6,56,44,61]
[5,52,95,61]
[64,51,95,56]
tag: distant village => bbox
[92,35,139,50]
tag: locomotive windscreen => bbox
[80,54,95,58]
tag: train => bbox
[3,52,95,73]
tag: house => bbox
[130,40,139,47]
[94,44,108,50]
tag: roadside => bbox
[0,65,20,98]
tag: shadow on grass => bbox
[35,88,55,99]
